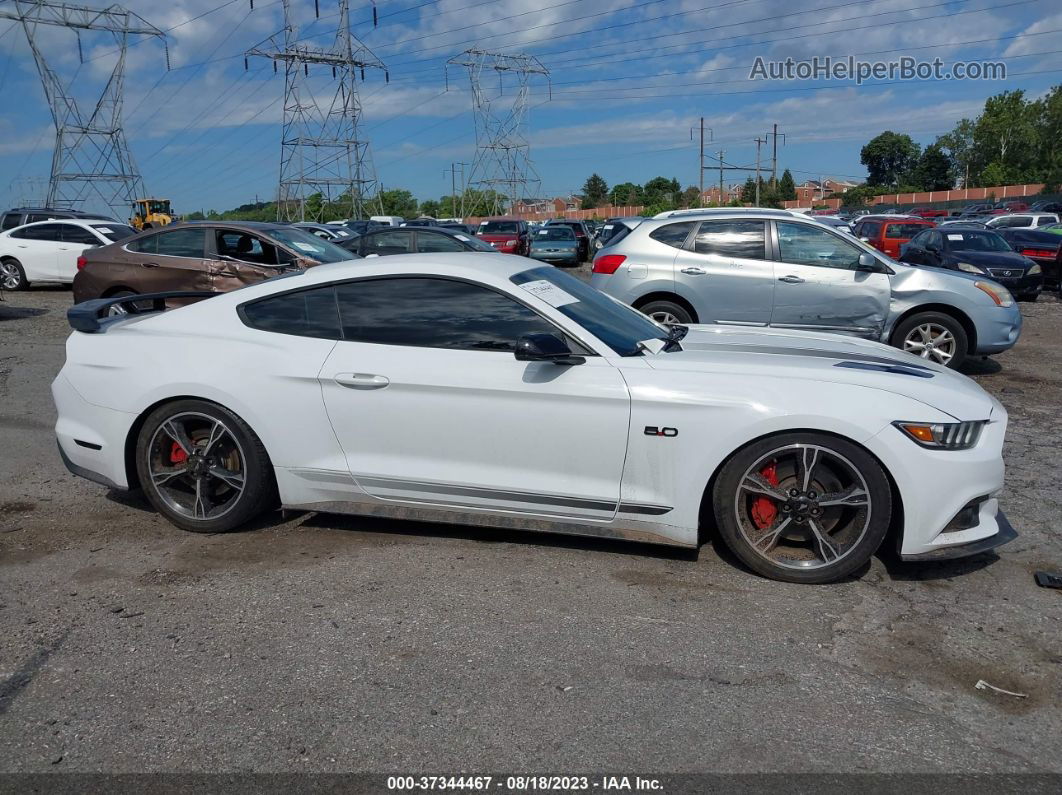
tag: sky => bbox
[0,0,1059,217]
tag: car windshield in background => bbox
[480,221,519,235]
[268,227,352,263]
[510,266,665,357]
[537,227,575,241]
[459,234,496,251]
[945,230,1013,252]
[885,223,930,238]
[91,223,137,241]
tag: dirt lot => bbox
[1,283,1060,775]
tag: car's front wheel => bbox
[135,400,275,533]
[891,311,968,369]
[1,258,27,291]
[712,432,892,584]
[638,299,693,325]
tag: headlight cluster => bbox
[973,281,1015,307]
[1028,263,1042,275]
[893,420,987,450]
[956,262,985,274]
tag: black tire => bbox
[1,258,28,291]
[135,399,275,533]
[638,298,694,325]
[712,432,892,584]
[1017,292,1039,303]
[104,289,139,316]
[890,311,968,369]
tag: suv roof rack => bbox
[652,207,803,220]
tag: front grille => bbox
[988,267,1021,278]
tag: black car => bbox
[439,222,476,235]
[1030,200,1062,214]
[1,206,115,231]
[992,227,1061,288]
[337,219,382,235]
[900,227,1043,300]
[355,225,496,256]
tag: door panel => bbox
[11,224,65,280]
[672,220,774,325]
[131,228,211,292]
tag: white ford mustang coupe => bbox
[53,254,1016,583]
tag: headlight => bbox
[1028,263,1042,275]
[973,281,1015,307]
[893,420,987,450]
[956,261,985,274]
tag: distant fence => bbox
[783,183,1047,211]
[466,205,645,223]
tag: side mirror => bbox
[855,252,881,272]
[514,333,584,365]
[859,237,870,243]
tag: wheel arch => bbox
[696,427,905,555]
[888,303,977,353]
[631,291,699,322]
[102,285,138,298]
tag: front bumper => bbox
[988,270,1043,298]
[530,249,579,265]
[900,510,1017,561]
[972,303,1023,355]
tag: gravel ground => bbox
[0,281,1059,776]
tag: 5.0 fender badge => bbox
[644,426,678,437]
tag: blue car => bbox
[529,225,580,267]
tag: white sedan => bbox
[53,254,1016,583]
[0,219,137,290]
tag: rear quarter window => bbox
[241,287,342,339]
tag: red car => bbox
[908,207,948,218]
[476,217,531,255]
[854,216,936,258]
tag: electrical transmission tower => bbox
[447,49,549,217]
[247,0,386,222]
[0,1,167,216]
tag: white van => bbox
[369,215,404,227]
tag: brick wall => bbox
[466,205,645,224]
[783,183,1046,211]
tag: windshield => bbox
[946,230,1013,252]
[91,223,137,241]
[147,200,170,214]
[268,227,353,263]
[510,266,666,357]
[535,227,575,241]
[480,221,519,235]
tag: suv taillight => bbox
[1021,248,1055,258]
[593,254,626,274]
[76,255,88,270]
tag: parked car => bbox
[0,219,137,290]
[400,217,439,227]
[591,209,1022,369]
[991,227,1061,289]
[985,213,1060,230]
[1029,200,1062,214]
[334,219,383,235]
[1004,201,1029,212]
[854,216,937,258]
[907,207,948,218]
[369,215,404,227]
[529,224,580,266]
[544,219,591,261]
[476,217,532,255]
[809,216,853,234]
[939,218,987,228]
[439,222,477,235]
[72,222,352,305]
[55,254,1016,583]
[292,222,357,242]
[0,206,115,232]
[355,225,495,256]
[595,216,646,251]
[899,227,1042,301]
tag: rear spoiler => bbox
[67,291,216,333]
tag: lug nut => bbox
[790,488,800,497]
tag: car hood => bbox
[531,239,577,248]
[947,250,1031,269]
[643,325,997,420]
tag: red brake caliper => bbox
[750,460,779,529]
[170,442,188,465]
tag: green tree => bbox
[609,182,641,205]
[680,185,702,208]
[642,176,681,206]
[980,162,1006,188]
[581,173,608,209]
[740,176,757,202]
[911,143,954,191]
[860,131,921,187]
[378,189,419,218]
[419,199,443,217]
[970,90,1038,185]
[936,119,975,187]
[778,169,797,201]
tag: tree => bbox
[740,176,757,203]
[609,182,641,205]
[980,162,1006,188]
[911,143,954,191]
[378,189,419,218]
[778,169,796,201]
[581,173,608,209]
[970,90,1038,185]
[680,185,701,208]
[419,199,442,218]
[936,119,975,187]
[642,176,681,206]
[860,131,921,187]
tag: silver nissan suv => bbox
[589,209,1022,369]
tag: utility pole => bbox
[754,137,767,205]
[690,118,713,206]
[0,1,168,217]
[767,124,786,186]
[718,150,725,203]
[448,162,468,218]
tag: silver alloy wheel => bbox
[107,303,128,317]
[903,322,956,365]
[649,310,681,325]
[0,261,21,290]
[146,411,246,521]
[735,443,872,570]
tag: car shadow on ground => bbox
[960,357,1003,376]
[879,551,999,582]
[0,305,48,321]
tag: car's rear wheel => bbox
[712,433,892,584]
[891,311,968,369]
[1,258,27,291]
[638,299,693,325]
[135,400,275,533]
[105,289,137,316]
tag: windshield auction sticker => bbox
[518,279,579,308]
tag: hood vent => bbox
[834,361,935,378]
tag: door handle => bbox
[680,267,707,275]
[778,275,805,283]
[140,262,160,268]
[334,373,389,390]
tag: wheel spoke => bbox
[750,516,792,553]
[193,477,212,519]
[798,446,820,491]
[808,518,843,563]
[740,472,787,501]
[201,420,227,455]
[817,485,869,508]
[151,466,188,486]
[208,466,244,491]
[161,419,194,456]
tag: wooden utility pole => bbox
[767,124,785,186]
[718,150,725,202]
[691,119,712,206]
[754,137,767,205]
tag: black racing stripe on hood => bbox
[679,341,934,370]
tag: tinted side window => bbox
[885,223,929,239]
[1,214,21,230]
[908,230,930,246]
[777,222,861,270]
[649,222,695,249]
[1036,216,1055,226]
[156,228,205,258]
[336,278,557,352]
[242,287,341,339]
[13,223,65,241]
[860,221,882,239]
[26,214,52,224]
[61,225,101,245]
[128,234,159,254]
[362,230,412,255]
[415,232,464,253]
[693,220,766,259]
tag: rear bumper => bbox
[900,510,1017,561]
[52,373,135,490]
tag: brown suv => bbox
[72,221,354,304]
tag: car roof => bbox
[364,225,466,238]
[174,220,291,233]
[5,218,119,230]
